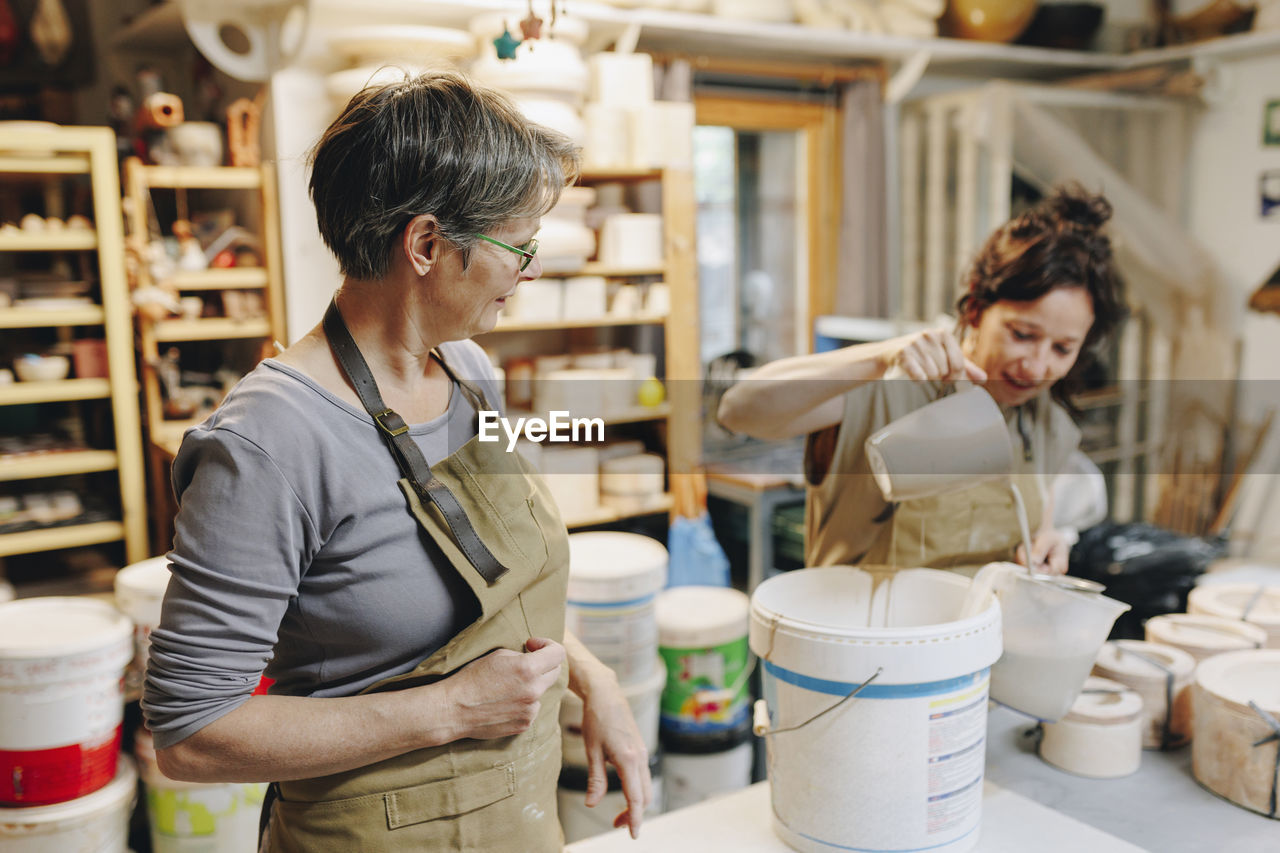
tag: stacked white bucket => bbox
[656,585,755,811]
[561,532,669,841]
[0,596,136,852]
[114,557,267,853]
[749,567,1003,853]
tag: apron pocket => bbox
[384,763,516,829]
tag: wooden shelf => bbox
[151,317,272,341]
[0,449,119,482]
[580,168,664,182]
[138,165,263,189]
[0,305,104,327]
[581,262,665,277]
[564,494,672,529]
[603,403,671,425]
[0,231,97,251]
[0,127,148,564]
[489,313,668,332]
[0,153,91,174]
[0,521,126,558]
[169,267,270,290]
[0,378,111,406]
[506,404,670,427]
[151,419,202,448]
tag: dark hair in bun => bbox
[956,183,1128,407]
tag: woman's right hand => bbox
[885,328,987,383]
[440,637,565,741]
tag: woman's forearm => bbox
[155,689,450,784]
[716,339,897,440]
[564,629,617,700]
[157,641,568,784]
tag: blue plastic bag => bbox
[666,511,731,588]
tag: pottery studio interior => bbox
[1,1,1279,852]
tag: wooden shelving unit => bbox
[0,126,148,570]
[480,166,699,530]
[123,158,287,552]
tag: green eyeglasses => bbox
[475,234,539,272]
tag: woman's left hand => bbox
[577,667,652,838]
[563,630,652,839]
[1016,528,1070,575]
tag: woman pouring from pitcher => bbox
[142,72,650,851]
[719,185,1126,576]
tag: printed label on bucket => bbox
[659,640,750,734]
[764,665,991,853]
[147,782,267,851]
[0,725,122,806]
[567,595,658,684]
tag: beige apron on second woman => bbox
[806,379,1078,574]
[262,302,570,852]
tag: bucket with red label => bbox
[0,596,134,805]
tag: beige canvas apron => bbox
[262,302,570,852]
[806,380,1053,575]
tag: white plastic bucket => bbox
[114,556,172,698]
[561,657,665,768]
[0,755,136,852]
[656,586,752,740]
[134,728,267,853]
[749,567,1002,853]
[566,532,668,684]
[0,596,133,805]
[663,739,754,813]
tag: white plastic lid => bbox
[1195,649,1280,711]
[657,586,749,648]
[566,532,667,602]
[1063,676,1144,725]
[113,556,172,627]
[0,596,133,659]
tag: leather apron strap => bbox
[322,298,509,585]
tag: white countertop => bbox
[565,779,1148,852]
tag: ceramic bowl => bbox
[14,354,70,382]
[940,0,1038,42]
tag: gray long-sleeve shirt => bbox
[142,342,501,748]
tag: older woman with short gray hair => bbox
[143,71,652,851]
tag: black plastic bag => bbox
[1069,522,1228,640]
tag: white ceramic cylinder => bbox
[1144,613,1267,662]
[1039,677,1144,778]
[1188,583,1280,648]
[1191,649,1280,818]
[1092,640,1195,749]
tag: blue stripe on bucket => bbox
[566,594,655,609]
[783,819,980,852]
[763,661,989,699]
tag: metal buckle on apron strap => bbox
[374,408,410,438]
